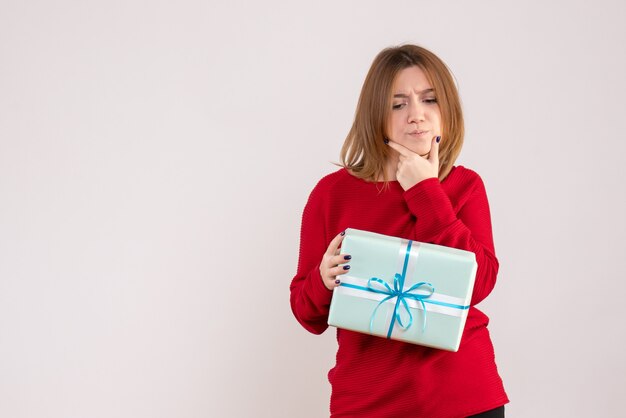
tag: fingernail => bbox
[384,138,389,144]
[343,255,352,260]
[343,265,350,270]
[340,231,345,236]
[335,279,341,284]
[436,136,441,143]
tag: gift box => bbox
[327,228,477,351]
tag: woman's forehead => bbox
[392,66,434,94]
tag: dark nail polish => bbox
[335,279,341,284]
[384,138,389,144]
[344,255,352,260]
[340,231,345,236]
[343,265,350,270]
[436,136,441,143]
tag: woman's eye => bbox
[424,98,438,104]
[392,103,406,110]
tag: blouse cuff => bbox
[309,263,334,304]
[403,177,457,238]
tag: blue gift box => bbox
[327,228,477,351]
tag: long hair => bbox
[340,45,464,183]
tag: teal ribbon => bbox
[340,240,470,339]
[368,240,434,337]
[367,274,434,337]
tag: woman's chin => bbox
[412,147,431,157]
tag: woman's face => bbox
[386,66,442,157]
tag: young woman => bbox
[290,45,509,417]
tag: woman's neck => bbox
[378,153,399,182]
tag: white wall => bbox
[1,1,625,417]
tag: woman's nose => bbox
[408,102,426,123]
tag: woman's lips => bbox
[408,130,429,136]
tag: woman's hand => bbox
[386,136,440,190]
[319,231,351,290]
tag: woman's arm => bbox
[403,172,499,306]
[289,185,334,335]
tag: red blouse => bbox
[290,166,509,417]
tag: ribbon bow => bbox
[367,240,435,338]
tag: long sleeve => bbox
[289,183,334,335]
[403,172,499,305]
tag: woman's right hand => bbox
[319,231,351,290]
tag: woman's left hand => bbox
[386,136,440,190]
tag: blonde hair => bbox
[340,44,464,182]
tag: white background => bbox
[1,1,625,417]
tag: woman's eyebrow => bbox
[393,88,434,98]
